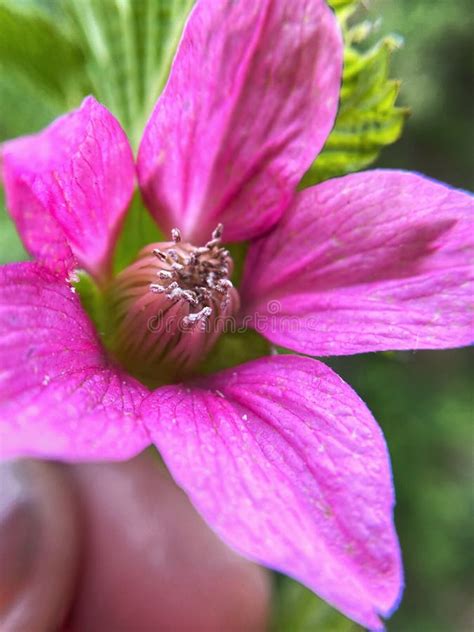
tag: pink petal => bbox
[242,170,474,355]
[0,263,150,462]
[142,355,402,630]
[2,97,135,282]
[137,0,342,244]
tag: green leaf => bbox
[64,0,194,149]
[272,577,361,632]
[0,0,87,110]
[0,66,62,140]
[0,0,194,148]
[329,0,359,11]
[303,2,409,186]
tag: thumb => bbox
[0,460,79,631]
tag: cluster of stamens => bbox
[149,224,234,325]
[108,224,239,385]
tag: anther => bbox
[168,286,187,300]
[205,238,221,249]
[153,249,167,261]
[182,290,198,305]
[150,283,166,293]
[185,253,197,266]
[216,279,233,292]
[171,228,182,242]
[185,306,212,325]
[212,223,224,240]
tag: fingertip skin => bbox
[0,460,80,631]
[67,452,270,631]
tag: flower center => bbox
[108,225,240,385]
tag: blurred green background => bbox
[0,1,472,630]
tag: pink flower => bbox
[1,1,472,629]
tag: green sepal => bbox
[227,241,249,288]
[303,2,409,186]
[112,191,165,275]
[199,329,271,376]
[73,270,109,340]
[0,189,27,265]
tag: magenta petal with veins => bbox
[137,0,343,243]
[0,262,149,461]
[2,96,135,282]
[241,170,474,355]
[142,355,403,631]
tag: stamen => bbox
[205,238,221,249]
[184,306,212,325]
[212,223,224,240]
[148,225,236,315]
[182,290,198,305]
[153,248,167,261]
[171,228,182,242]
[109,224,240,384]
[150,283,166,293]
